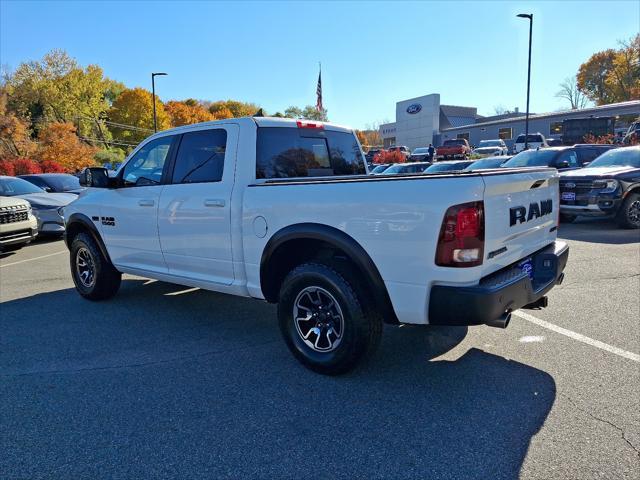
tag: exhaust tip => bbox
[486,312,511,329]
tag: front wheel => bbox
[278,262,382,375]
[616,193,640,229]
[70,232,122,300]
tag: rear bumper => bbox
[428,241,569,326]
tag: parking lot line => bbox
[0,250,67,268]
[514,310,640,363]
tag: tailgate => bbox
[481,169,559,276]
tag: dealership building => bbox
[379,94,640,150]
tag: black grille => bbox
[560,180,594,195]
[0,209,29,224]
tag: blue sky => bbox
[1,1,638,129]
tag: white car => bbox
[473,139,508,157]
[0,196,38,251]
[63,117,569,374]
[513,133,549,153]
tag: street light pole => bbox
[517,13,533,150]
[151,72,167,133]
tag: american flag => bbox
[316,65,323,112]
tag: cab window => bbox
[172,129,227,184]
[122,136,174,186]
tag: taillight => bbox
[435,201,484,267]
[296,121,324,129]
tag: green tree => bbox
[208,100,261,118]
[283,105,328,121]
[108,87,168,144]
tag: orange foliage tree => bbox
[37,122,98,172]
[166,100,215,127]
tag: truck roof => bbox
[144,116,353,142]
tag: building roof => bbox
[442,100,640,131]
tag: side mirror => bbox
[556,160,570,169]
[79,167,111,188]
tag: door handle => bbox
[138,199,155,207]
[204,199,226,207]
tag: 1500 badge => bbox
[510,199,552,226]
[101,216,116,226]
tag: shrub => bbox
[0,159,16,176]
[373,150,406,164]
[12,158,42,175]
[40,160,66,173]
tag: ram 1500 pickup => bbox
[63,117,569,374]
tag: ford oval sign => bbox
[406,104,422,114]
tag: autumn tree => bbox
[37,122,98,172]
[577,34,640,105]
[0,87,38,159]
[555,76,589,109]
[4,49,123,145]
[108,87,168,143]
[165,100,215,127]
[208,100,261,118]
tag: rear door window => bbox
[171,129,227,184]
[256,127,366,179]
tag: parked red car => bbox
[436,139,471,160]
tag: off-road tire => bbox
[616,193,640,229]
[278,262,383,375]
[70,232,121,300]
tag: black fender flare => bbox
[260,223,398,324]
[64,213,112,263]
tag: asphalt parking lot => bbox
[1,218,639,479]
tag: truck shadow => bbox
[558,217,640,245]
[2,279,556,480]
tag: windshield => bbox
[588,147,640,168]
[478,140,502,148]
[44,174,81,191]
[464,158,505,170]
[502,150,559,167]
[371,164,390,173]
[425,161,472,173]
[412,148,429,154]
[0,177,46,196]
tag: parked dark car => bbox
[424,160,474,174]
[409,147,431,162]
[464,156,512,171]
[547,138,563,147]
[502,145,613,171]
[365,148,382,164]
[382,162,432,175]
[559,146,640,228]
[18,173,84,195]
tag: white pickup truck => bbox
[63,117,568,374]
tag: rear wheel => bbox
[70,232,121,300]
[616,193,640,229]
[277,262,382,375]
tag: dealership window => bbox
[550,122,563,135]
[498,127,512,140]
[457,132,470,141]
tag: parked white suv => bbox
[513,133,549,153]
[62,117,568,374]
[473,139,508,157]
[0,196,38,251]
